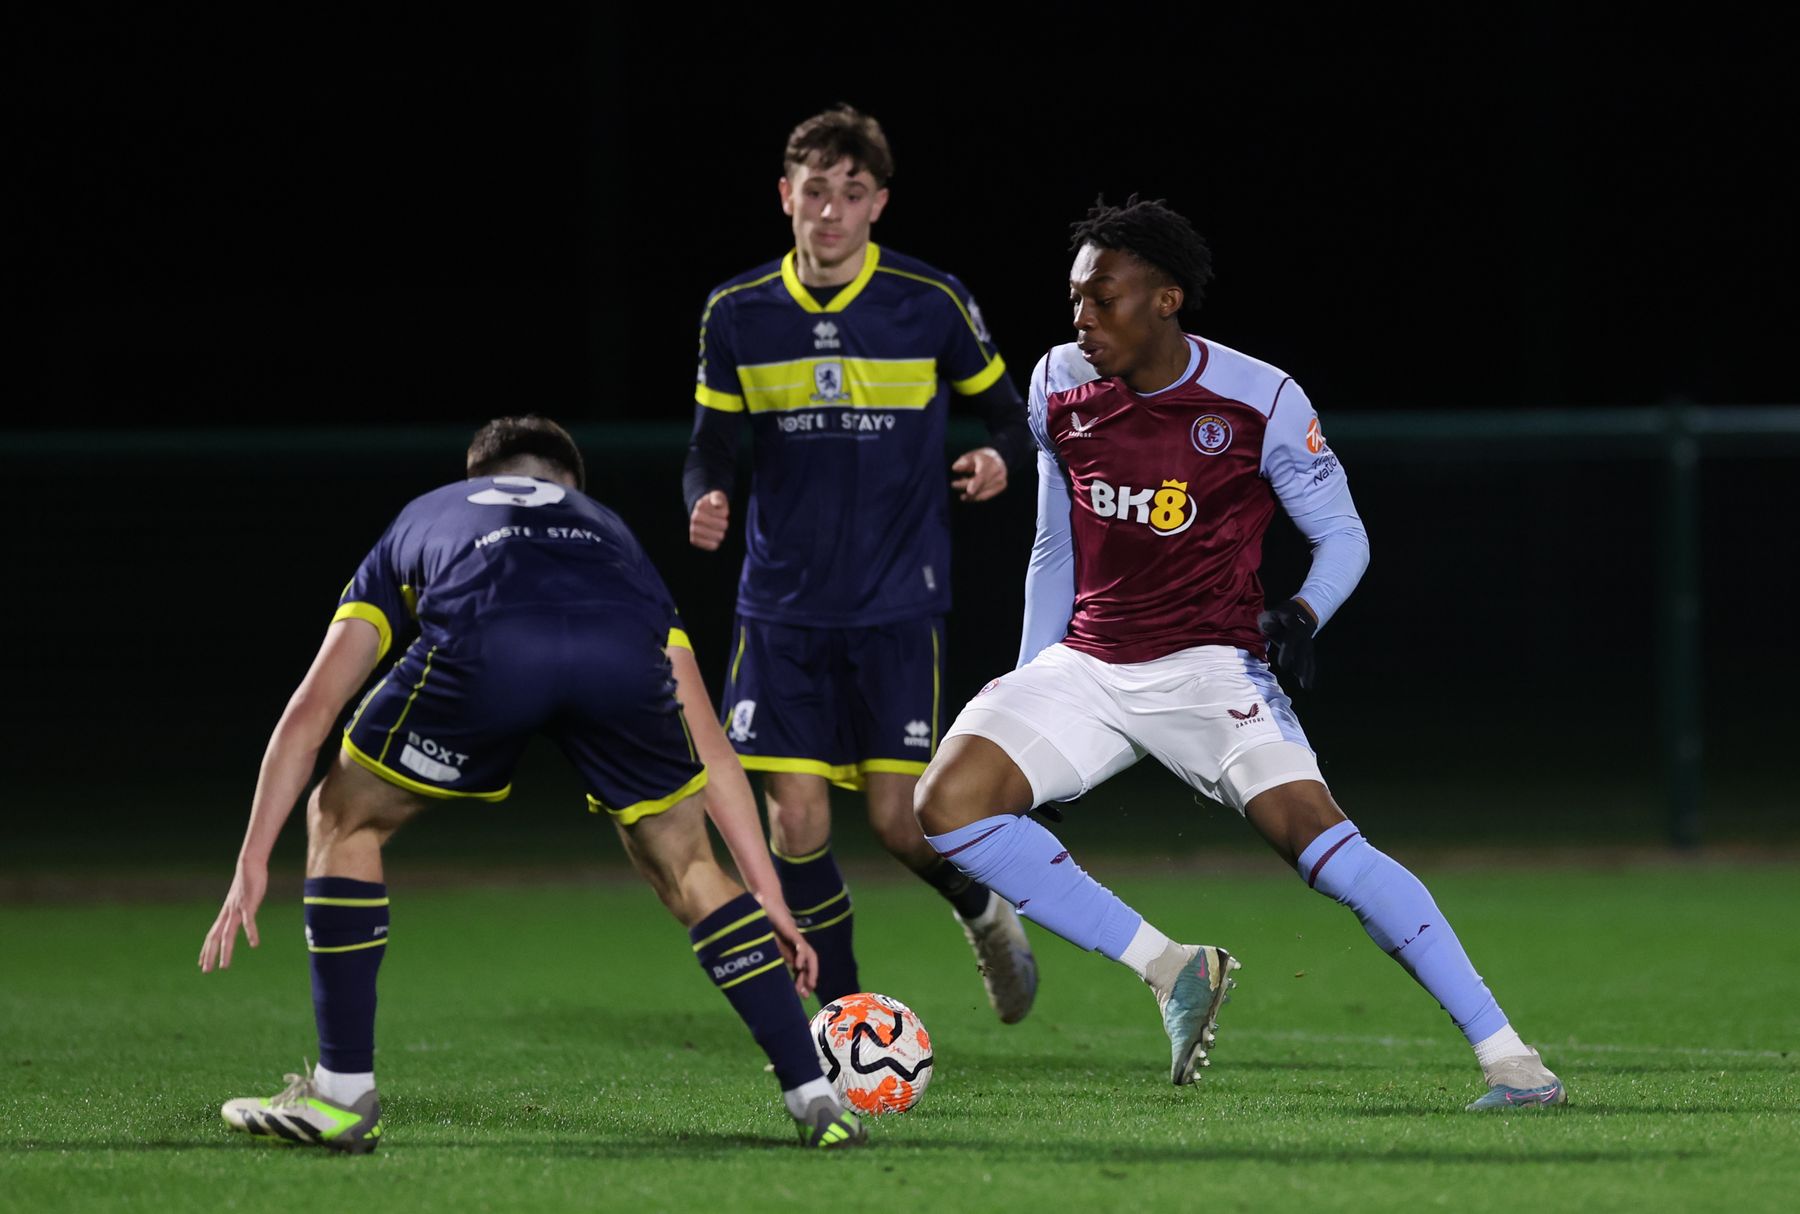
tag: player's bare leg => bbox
[1244,778,1565,1110]
[305,752,430,881]
[613,794,745,928]
[869,770,1037,1023]
[764,771,833,857]
[222,755,427,1151]
[623,792,866,1146]
[916,736,1232,1081]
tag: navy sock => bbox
[690,893,823,1090]
[919,857,993,920]
[770,844,859,1002]
[303,877,389,1074]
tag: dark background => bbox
[4,8,1796,874]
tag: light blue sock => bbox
[926,814,1142,959]
[1298,820,1509,1045]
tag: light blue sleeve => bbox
[1261,380,1370,631]
[1018,357,1076,666]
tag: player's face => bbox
[779,158,888,273]
[1069,244,1181,381]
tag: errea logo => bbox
[903,720,932,748]
[1088,478,1196,537]
[813,320,841,350]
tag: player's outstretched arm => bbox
[198,619,381,973]
[666,644,819,998]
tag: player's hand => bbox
[199,861,268,973]
[1257,598,1319,691]
[755,889,820,999]
[950,447,1007,502]
[689,490,730,551]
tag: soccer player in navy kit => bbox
[683,106,1039,1021]
[199,417,867,1150]
[915,199,1567,1111]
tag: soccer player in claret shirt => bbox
[914,199,1567,1111]
[199,417,867,1151]
[683,105,1039,1021]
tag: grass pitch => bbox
[2,862,1796,1212]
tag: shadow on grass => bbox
[0,1136,1710,1166]
[1349,1100,1794,1116]
[949,1049,1417,1076]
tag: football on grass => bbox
[809,992,935,1114]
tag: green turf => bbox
[2,865,1796,1212]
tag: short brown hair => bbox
[783,104,894,186]
[465,415,585,490]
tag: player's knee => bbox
[1245,779,1345,868]
[913,758,983,840]
[869,808,928,859]
[305,778,354,847]
[764,774,828,823]
[916,735,1032,839]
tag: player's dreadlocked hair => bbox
[784,104,895,186]
[1069,195,1214,316]
[466,415,586,490]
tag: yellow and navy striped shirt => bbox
[694,243,1008,627]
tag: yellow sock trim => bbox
[690,907,768,953]
[307,937,389,954]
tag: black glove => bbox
[1257,599,1318,690]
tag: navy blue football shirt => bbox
[693,243,1008,627]
[334,476,689,661]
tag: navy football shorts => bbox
[342,612,705,824]
[719,614,943,790]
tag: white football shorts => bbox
[944,642,1324,815]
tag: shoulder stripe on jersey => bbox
[695,383,745,412]
[701,267,784,312]
[950,354,1007,396]
[695,267,785,412]
[1270,376,1293,419]
[331,601,393,664]
[781,244,880,313]
[873,261,990,346]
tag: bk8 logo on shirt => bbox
[1088,478,1196,537]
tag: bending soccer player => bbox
[914,199,1566,1111]
[683,106,1038,1020]
[199,416,868,1151]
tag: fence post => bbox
[1660,403,1703,848]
